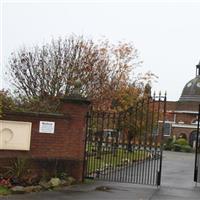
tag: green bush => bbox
[180,145,192,153]
[163,138,192,153]
[163,138,174,150]
[175,138,188,146]
[165,138,173,145]
[163,143,173,150]
[172,144,182,152]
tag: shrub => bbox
[166,137,173,144]
[3,158,29,186]
[163,138,174,150]
[181,145,192,153]
[4,158,29,179]
[172,144,182,152]
[175,138,188,146]
[163,137,192,153]
[163,143,173,150]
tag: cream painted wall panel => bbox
[0,120,32,150]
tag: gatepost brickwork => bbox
[0,96,90,181]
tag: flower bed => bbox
[0,158,76,196]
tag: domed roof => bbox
[179,63,200,102]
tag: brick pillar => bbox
[59,96,90,181]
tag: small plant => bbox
[57,172,68,180]
[84,178,94,184]
[0,186,11,195]
[3,158,29,186]
[4,158,29,178]
[20,169,41,186]
[0,177,11,188]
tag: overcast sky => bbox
[1,0,200,101]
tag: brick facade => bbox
[164,100,199,145]
[0,97,90,181]
[172,127,196,140]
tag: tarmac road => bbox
[161,151,196,188]
[1,151,200,200]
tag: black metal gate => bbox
[194,104,200,183]
[84,94,166,186]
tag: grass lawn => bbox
[86,147,150,175]
[0,186,11,196]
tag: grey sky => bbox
[1,0,200,101]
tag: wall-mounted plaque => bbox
[39,121,55,134]
[0,120,32,150]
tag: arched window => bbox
[178,133,187,139]
[189,131,200,146]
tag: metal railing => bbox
[84,94,166,186]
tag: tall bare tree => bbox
[8,35,154,111]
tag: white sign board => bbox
[39,121,55,134]
[0,120,32,151]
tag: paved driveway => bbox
[1,151,200,200]
[162,151,196,188]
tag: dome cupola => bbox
[179,62,200,102]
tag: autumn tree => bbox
[0,90,18,114]
[108,82,155,151]
[7,35,155,112]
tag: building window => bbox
[154,122,171,136]
[191,119,198,125]
[152,127,158,136]
[163,122,171,136]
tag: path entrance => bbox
[162,151,195,189]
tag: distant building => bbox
[164,63,200,146]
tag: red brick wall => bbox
[175,113,197,124]
[166,101,177,111]
[0,97,90,181]
[163,100,199,143]
[176,101,199,111]
[172,127,196,140]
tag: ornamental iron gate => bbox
[194,104,200,183]
[84,94,166,186]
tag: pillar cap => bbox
[60,95,91,105]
